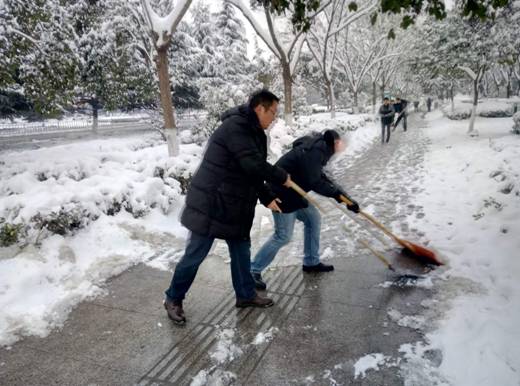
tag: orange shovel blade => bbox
[400,239,443,266]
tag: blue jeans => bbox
[251,205,321,274]
[165,232,256,301]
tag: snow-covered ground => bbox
[0,112,378,347]
[401,109,520,385]
[443,95,520,120]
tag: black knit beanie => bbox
[323,129,340,149]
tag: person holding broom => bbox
[392,97,408,131]
[250,129,360,290]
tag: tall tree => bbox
[226,0,330,125]
[141,0,192,156]
[306,0,378,117]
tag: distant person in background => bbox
[393,97,408,131]
[414,101,419,112]
[379,97,395,144]
[426,97,433,112]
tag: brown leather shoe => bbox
[164,298,186,325]
[236,294,274,308]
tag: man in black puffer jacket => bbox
[164,90,290,325]
[379,97,395,144]
[250,129,360,290]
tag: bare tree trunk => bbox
[380,73,385,100]
[353,90,358,113]
[468,78,479,135]
[507,71,511,98]
[372,81,376,114]
[450,84,455,113]
[156,46,178,156]
[282,62,293,126]
[326,79,335,119]
[92,100,99,134]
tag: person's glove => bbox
[346,199,360,213]
[336,192,360,213]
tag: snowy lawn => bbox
[0,112,378,347]
[443,95,520,120]
[402,110,520,385]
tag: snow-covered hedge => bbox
[268,113,374,159]
[0,136,202,248]
[444,98,519,120]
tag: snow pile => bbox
[354,353,391,379]
[252,327,278,345]
[378,276,434,289]
[403,111,520,385]
[0,135,202,346]
[209,328,243,364]
[190,369,236,386]
[267,119,296,160]
[191,328,242,386]
[387,308,426,330]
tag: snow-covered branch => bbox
[141,0,192,48]
[328,0,378,36]
[458,66,477,80]
[225,0,280,59]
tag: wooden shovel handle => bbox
[339,194,402,245]
[288,181,325,213]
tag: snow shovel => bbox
[339,195,442,266]
[288,181,422,282]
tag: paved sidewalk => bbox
[0,114,439,385]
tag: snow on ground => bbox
[0,112,377,346]
[252,326,279,345]
[354,353,392,379]
[399,108,520,385]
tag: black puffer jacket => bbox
[379,104,395,125]
[181,105,287,240]
[270,134,345,213]
[393,99,408,113]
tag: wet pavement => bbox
[0,114,440,385]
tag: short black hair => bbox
[249,89,280,109]
[323,129,340,148]
[383,97,389,101]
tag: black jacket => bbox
[181,105,287,239]
[393,99,408,113]
[270,134,345,213]
[379,104,395,125]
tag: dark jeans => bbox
[395,112,407,131]
[381,121,391,143]
[165,232,256,302]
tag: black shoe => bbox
[236,294,274,308]
[164,298,186,325]
[252,272,267,290]
[302,262,335,273]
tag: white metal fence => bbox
[0,111,206,144]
